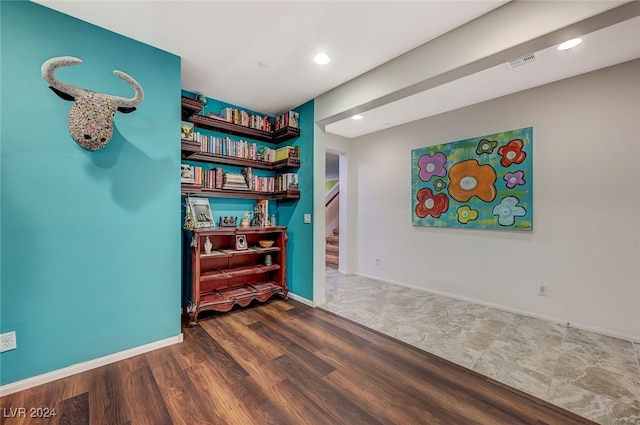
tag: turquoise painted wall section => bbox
[0,2,182,385]
[181,92,314,301]
[278,100,314,300]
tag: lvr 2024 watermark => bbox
[2,407,57,418]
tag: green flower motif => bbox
[456,206,478,224]
[476,139,499,155]
[433,179,447,192]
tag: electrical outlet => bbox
[1,331,17,352]
[538,283,547,296]
[375,258,381,266]
[303,213,311,224]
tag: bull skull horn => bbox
[41,56,86,99]
[41,56,144,107]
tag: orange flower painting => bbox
[411,127,532,230]
[448,159,496,203]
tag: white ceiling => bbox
[33,1,640,140]
[33,2,506,113]
[326,13,640,138]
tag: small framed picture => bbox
[187,197,214,229]
[235,234,248,250]
[181,121,194,141]
[181,164,194,183]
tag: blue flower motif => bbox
[492,196,526,226]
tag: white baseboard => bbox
[0,333,183,397]
[356,272,640,344]
[287,292,316,307]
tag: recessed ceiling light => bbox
[314,52,331,65]
[352,114,363,120]
[557,38,582,51]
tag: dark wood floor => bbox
[1,299,596,425]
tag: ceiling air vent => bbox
[506,53,536,70]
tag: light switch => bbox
[304,213,311,224]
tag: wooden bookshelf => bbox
[182,185,300,201]
[182,96,300,144]
[182,96,202,112]
[181,141,300,171]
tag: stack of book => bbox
[223,172,249,191]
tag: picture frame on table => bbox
[187,197,214,229]
[235,234,248,250]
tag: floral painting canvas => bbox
[411,127,533,230]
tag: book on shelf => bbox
[181,164,195,183]
[221,107,272,132]
[181,121,194,141]
[214,168,223,189]
[277,173,299,191]
[184,166,220,190]
[207,112,228,122]
[275,111,300,131]
[254,200,268,227]
[242,167,254,190]
[192,131,298,164]
[275,146,299,162]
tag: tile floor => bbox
[320,268,640,425]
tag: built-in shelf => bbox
[181,141,300,171]
[182,185,300,201]
[182,96,300,144]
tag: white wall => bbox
[349,60,640,341]
[325,192,339,238]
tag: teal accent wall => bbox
[278,100,314,300]
[181,92,314,300]
[1,2,182,385]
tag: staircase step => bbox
[326,244,339,254]
[326,254,339,266]
[326,236,339,245]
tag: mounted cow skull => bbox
[41,56,144,151]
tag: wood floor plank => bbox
[56,392,88,425]
[183,363,257,425]
[199,317,287,387]
[269,354,385,425]
[248,303,356,353]
[115,360,173,425]
[247,321,336,377]
[87,362,128,425]
[226,375,298,425]
[187,325,249,384]
[145,349,219,425]
[270,378,344,425]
